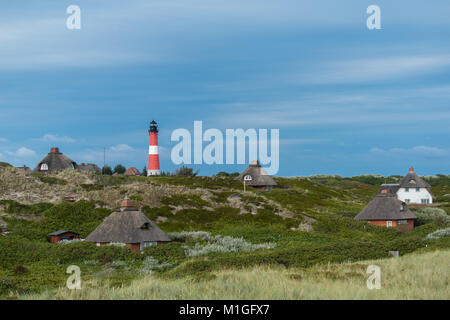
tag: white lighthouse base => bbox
[148,170,161,176]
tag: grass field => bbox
[24,249,450,300]
[1,170,449,299]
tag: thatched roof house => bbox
[236,160,277,191]
[33,148,78,173]
[78,163,101,173]
[86,196,170,252]
[355,190,416,232]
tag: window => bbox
[404,188,409,192]
[405,199,410,204]
[140,222,150,229]
[421,199,429,204]
[140,241,157,250]
[416,188,420,192]
[386,221,393,227]
[244,175,252,181]
[397,220,407,225]
[40,163,48,171]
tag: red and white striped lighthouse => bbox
[148,120,161,176]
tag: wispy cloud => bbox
[40,134,76,143]
[290,55,450,85]
[5,147,37,158]
[0,137,7,142]
[370,146,450,159]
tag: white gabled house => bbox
[380,168,433,205]
[396,168,433,204]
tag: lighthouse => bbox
[147,120,161,176]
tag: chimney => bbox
[409,167,414,173]
[50,147,60,154]
[120,196,133,208]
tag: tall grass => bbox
[23,250,449,300]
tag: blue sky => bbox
[0,0,449,176]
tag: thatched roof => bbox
[355,194,416,221]
[78,163,101,173]
[236,160,277,187]
[399,169,431,189]
[33,148,77,173]
[377,184,400,195]
[86,197,170,244]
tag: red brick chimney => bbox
[50,147,60,153]
[409,167,414,173]
[121,196,133,208]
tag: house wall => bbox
[397,187,432,204]
[126,243,141,253]
[368,219,414,232]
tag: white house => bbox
[396,168,433,204]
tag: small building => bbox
[48,230,80,243]
[354,189,416,232]
[236,160,277,191]
[396,167,433,205]
[125,167,141,176]
[34,147,78,173]
[86,196,171,252]
[78,163,102,173]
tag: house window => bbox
[40,163,48,171]
[386,221,393,227]
[404,188,409,192]
[405,199,410,204]
[397,220,407,225]
[140,241,157,250]
[421,199,429,204]
[244,175,252,181]
[416,188,420,192]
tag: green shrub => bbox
[425,228,450,240]
[413,207,450,226]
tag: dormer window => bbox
[40,163,48,171]
[244,175,252,181]
[140,222,150,230]
[405,188,409,192]
[409,179,416,184]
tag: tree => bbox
[142,166,148,177]
[102,165,113,175]
[113,164,126,175]
[174,166,199,177]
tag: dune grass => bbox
[23,249,449,300]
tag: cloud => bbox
[110,144,134,152]
[370,146,449,158]
[5,147,37,158]
[280,138,332,145]
[0,138,7,142]
[40,134,76,143]
[291,55,450,85]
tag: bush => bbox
[425,228,450,240]
[413,208,450,226]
